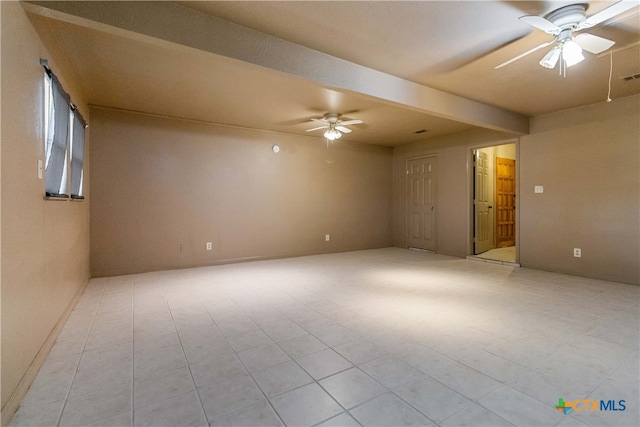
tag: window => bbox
[43,65,86,199]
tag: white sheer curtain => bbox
[45,73,71,197]
[70,110,86,198]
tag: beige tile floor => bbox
[9,248,639,427]
[472,246,516,264]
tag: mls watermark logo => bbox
[555,397,626,415]
[555,398,573,415]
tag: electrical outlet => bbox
[573,248,581,258]
[535,185,544,193]
[325,234,330,242]
[206,242,212,251]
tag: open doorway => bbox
[469,141,518,265]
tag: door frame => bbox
[466,138,520,262]
[405,154,437,251]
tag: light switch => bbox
[534,185,544,193]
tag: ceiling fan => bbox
[305,113,363,140]
[495,1,638,73]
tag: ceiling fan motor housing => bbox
[324,113,340,124]
[546,4,587,30]
[558,28,575,44]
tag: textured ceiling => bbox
[24,1,640,146]
[180,0,640,116]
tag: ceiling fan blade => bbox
[495,40,556,69]
[575,33,616,54]
[339,119,363,126]
[310,118,328,123]
[519,15,561,34]
[577,0,639,30]
[336,126,352,133]
[305,126,329,132]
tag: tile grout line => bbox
[55,279,108,427]
[192,282,289,426]
[239,295,364,425]
[328,310,509,424]
[219,293,420,425]
[223,282,477,426]
[196,280,368,425]
[164,281,210,426]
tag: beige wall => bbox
[1,2,90,420]
[89,108,392,277]
[393,95,639,285]
[519,95,639,284]
[492,143,516,160]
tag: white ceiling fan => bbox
[305,113,363,140]
[495,1,638,73]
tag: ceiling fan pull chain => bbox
[607,51,613,102]
[559,51,563,77]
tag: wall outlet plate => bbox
[325,234,330,242]
[206,242,212,251]
[573,248,581,257]
[535,185,544,193]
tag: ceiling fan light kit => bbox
[323,127,342,140]
[539,37,585,73]
[539,46,562,69]
[496,1,636,75]
[562,39,585,67]
[305,113,363,141]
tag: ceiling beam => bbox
[25,1,529,135]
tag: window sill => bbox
[44,194,68,201]
[43,195,85,201]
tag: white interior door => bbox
[406,156,436,251]
[474,150,493,254]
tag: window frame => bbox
[43,65,86,201]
